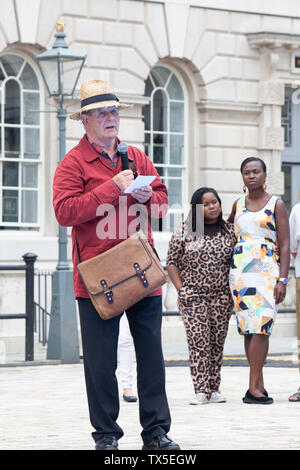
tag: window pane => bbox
[22,162,38,188]
[151,66,170,87]
[157,167,165,178]
[38,59,59,95]
[2,161,19,187]
[0,64,5,81]
[2,189,18,222]
[20,63,39,90]
[24,128,40,159]
[5,80,20,124]
[281,95,292,147]
[5,127,20,158]
[282,164,291,214]
[167,74,184,100]
[0,55,40,229]
[143,65,185,229]
[153,90,167,132]
[168,179,182,208]
[170,134,184,165]
[1,55,24,77]
[167,167,181,177]
[153,134,167,164]
[166,212,184,234]
[61,58,84,95]
[21,190,37,223]
[143,104,150,131]
[24,92,40,125]
[144,76,153,97]
[170,102,184,132]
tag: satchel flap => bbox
[77,234,154,296]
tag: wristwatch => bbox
[277,277,288,285]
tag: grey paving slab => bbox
[0,362,299,450]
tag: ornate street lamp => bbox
[36,19,85,271]
[35,20,86,363]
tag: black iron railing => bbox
[0,253,37,361]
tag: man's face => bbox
[86,106,120,142]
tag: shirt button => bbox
[112,192,116,197]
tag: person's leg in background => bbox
[126,295,179,449]
[118,313,137,402]
[289,277,300,401]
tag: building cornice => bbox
[247,32,300,49]
[197,100,262,113]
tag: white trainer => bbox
[209,391,226,403]
[189,393,209,405]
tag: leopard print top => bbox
[166,221,236,296]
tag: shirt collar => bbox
[83,135,120,162]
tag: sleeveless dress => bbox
[229,195,280,336]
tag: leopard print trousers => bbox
[178,289,233,398]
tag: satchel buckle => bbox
[133,262,149,288]
[101,279,114,304]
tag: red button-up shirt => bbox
[52,134,168,299]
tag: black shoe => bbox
[123,394,137,403]
[243,390,273,404]
[142,434,180,450]
[244,389,269,399]
[95,435,118,450]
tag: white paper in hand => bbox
[124,175,156,194]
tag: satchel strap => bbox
[100,280,114,304]
[133,262,149,288]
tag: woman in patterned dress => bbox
[228,157,290,404]
[167,188,236,404]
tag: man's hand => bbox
[132,186,152,204]
[113,170,134,191]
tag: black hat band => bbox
[81,93,119,108]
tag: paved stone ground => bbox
[0,361,299,451]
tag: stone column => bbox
[257,51,285,195]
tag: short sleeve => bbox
[226,221,236,246]
[166,223,185,268]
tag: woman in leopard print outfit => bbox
[166,188,236,404]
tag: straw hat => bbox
[69,79,130,120]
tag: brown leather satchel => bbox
[76,230,167,320]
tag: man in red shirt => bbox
[53,80,180,451]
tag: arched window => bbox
[143,65,186,231]
[0,53,41,230]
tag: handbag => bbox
[76,230,167,320]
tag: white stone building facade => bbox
[0,0,299,355]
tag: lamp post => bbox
[35,20,86,363]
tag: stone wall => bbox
[0,0,299,352]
